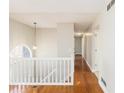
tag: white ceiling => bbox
[10,0,105,30]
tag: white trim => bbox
[99,80,109,93]
[83,57,93,72]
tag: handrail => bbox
[10,57,73,60]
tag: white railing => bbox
[9,57,74,85]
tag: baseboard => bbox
[83,57,93,72]
[83,57,109,93]
[99,80,109,93]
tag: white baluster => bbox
[26,60,28,83]
[15,60,18,83]
[59,59,61,83]
[40,60,42,83]
[43,60,45,83]
[36,60,38,83]
[18,60,20,83]
[20,59,23,83]
[24,60,26,83]
[31,60,34,83]
[68,60,69,83]
[15,60,17,83]
[12,60,14,83]
[72,58,74,84]
[51,60,54,83]
[64,60,66,84]
[48,60,50,83]
[69,60,71,83]
[56,60,57,83]
[28,60,30,83]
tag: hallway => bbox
[9,57,103,93]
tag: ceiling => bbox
[10,0,105,31]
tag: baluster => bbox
[38,60,39,83]
[68,59,69,83]
[48,60,50,83]
[36,60,37,83]
[20,59,23,83]
[52,60,53,83]
[13,59,15,83]
[60,59,61,83]
[11,59,13,84]
[56,60,57,83]
[15,60,17,83]
[66,60,68,83]
[9,59,11,83]
[30,60,31,83]
[64,59,66,84]
[18,59,20,83]
[31,60,34,83]
[16,60,18,83]
[38,60,40,83]
[36,60,38,83]
[71,58,74,84]
[23,60,24,83]
[26,60,28,83]
[24,60,26,83]
[23,60,25,83]
[25,60,27,83]
[28,60,30,83]
[19,60,21,83]
[12,59,14,83]
[69,59,71,83]
[43,60,45,83]
[40,60,42,83]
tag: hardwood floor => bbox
[9,57,103,93]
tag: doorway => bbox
[74,36,83,63]
[74,37,82,55]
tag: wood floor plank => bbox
[10,57,103,93]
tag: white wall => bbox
[36,28,58,57]
[91,5,115,93]
[9,19,35,56]
[10,20,74,58]
[57,23,74,57]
